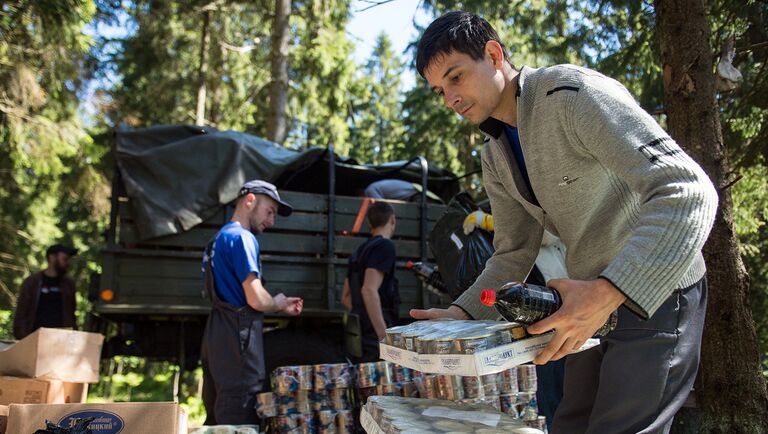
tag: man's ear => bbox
[485,40,504,69]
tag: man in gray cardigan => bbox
[410,11,718,434]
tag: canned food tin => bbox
[356,362,378,388]
[498,394,517,417]
[414,375,436,399]
[414,335,436,354]
[297,365,314,390]
[435,375,464,401]
[294,390,311,414]
[272,366,302,394]
[385,325,408,348]
[376,361,394,385]
[517,364,538,392]
[314,363,334,391]
[461,376,482,399]
[399,381,418,398]
[453,333,494,354]
[480,373,500,397]
[431,338,454,355]
[276,393,297,415]
[271,415,298,432]
[336,409,355,434]
[493,322,527,344]
[525,415,547,431]
[392,364,412,383]
[329,388,353,410]
[311,390,330,411]
[333,363,352,388]
[499,368,519,394]
[377,383,399,396]
[294,413,314,434]
[255,392,277,418]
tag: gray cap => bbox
[238,180,293,216]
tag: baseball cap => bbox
[238,180,293,217]
[46,244,78,257]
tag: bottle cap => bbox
[480,289,496,306]
[405,260,414,269]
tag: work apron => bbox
[201,242,265,425]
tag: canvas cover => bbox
[115,125,459,240]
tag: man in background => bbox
[341,201,400,362]
[13,244,78,339]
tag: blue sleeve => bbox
[365,239,396,273]
[233,233,261,284]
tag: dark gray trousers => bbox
[552,278,707,434]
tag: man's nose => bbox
[444,90,461,110]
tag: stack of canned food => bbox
[384,320,528,354]
[257,363,356,433]
[362,395,544,434]
[352,360,545,431]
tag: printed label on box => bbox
[58,410,125,434]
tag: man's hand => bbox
[462,210,494,235]
[527,278,625,364]
[273,293,288,311]
[282,297,303,316]
[410,305,470,320]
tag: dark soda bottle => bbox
[480,281,617,336]
[405,261,447,294]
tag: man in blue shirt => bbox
[201,180,303,425]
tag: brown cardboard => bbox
[0,376,88,405]
[7,402,187,434]
[0,328,103,383]
[0,405,7,434]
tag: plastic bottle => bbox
[480,281,617,336]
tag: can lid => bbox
[480,289,496,306]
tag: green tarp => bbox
[115,125,459,240]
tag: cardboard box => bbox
[0,328,103,383]
[0,405,7,434]
[7,402,187,434]
[0,376,88,405]
[379,334,600,376]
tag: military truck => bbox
[87,125,459,373]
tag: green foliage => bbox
[348,33,406,163]
[89,358,206,426]
[0,0,109,310]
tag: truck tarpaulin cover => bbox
[115,125,458,240]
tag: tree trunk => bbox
[267,0,291,144]
[195,10,211,126]
[655,1,768,433]
[208,12,227,126]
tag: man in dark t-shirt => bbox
[13,244,78,339]
[341,201,400,362]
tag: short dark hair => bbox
[416,11,510,78]
[367,201,395,229]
